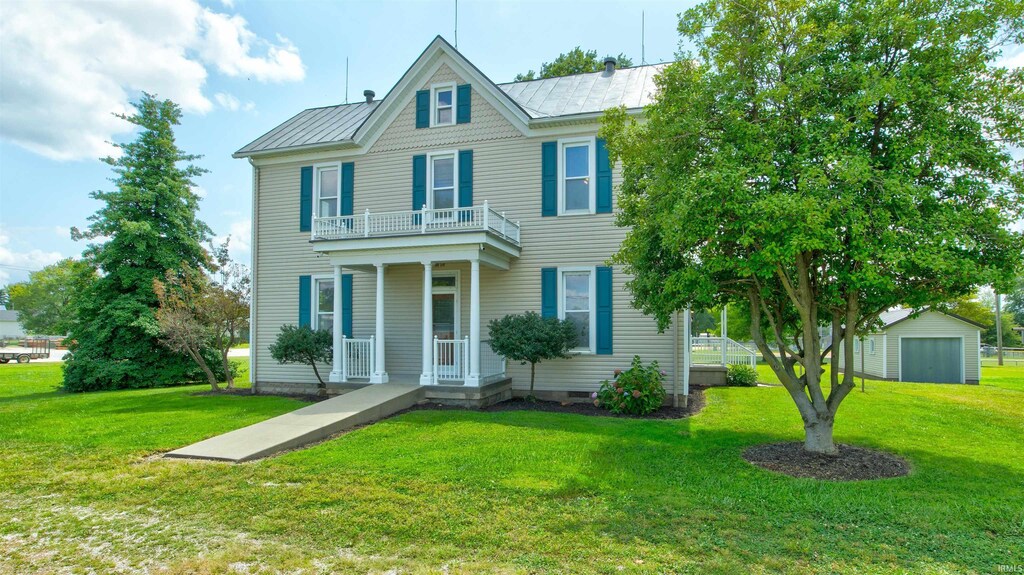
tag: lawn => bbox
[0,361,1021,574]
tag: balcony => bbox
[312,201,521,246]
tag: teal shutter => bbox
[541,268,557,318]
[456,84,471,124]
[596,266,613,354]
[298,275,311,327]
[596,138,612,214]
[300,166,313,232]
[340,162,354,216]
[541,142,557,216]
[458,149,473,207]
[341,274,353,338]
[412,154,426,224]
[415,90,430,128]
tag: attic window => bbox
[431,83,455,127]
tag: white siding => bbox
[251,60,679,391]
[835,334,886,379]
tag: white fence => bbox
[313,201,520,245]
[691,336,758,368]
[339,336,374,381]
[433,336,468,383]
[480,340,507,380]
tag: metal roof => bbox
[498,64,666,118]
[235,101,378,156]
[235,60,667,157]
[877,307,986,330]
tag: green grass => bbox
[1,361,1022,573]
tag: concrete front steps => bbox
[165,383,423,463]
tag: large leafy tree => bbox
[603,0,1024,453]
[515,47,634,81]
[6,258,96,335]
[64,94,214,392]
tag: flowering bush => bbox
[595,355,667,415]
[727,364,759,387]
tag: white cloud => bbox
[0,0,303,161]
[0,231,63,285]
[213,92,256,112]
[213,219,252,266]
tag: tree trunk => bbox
[528,362,537,401]
[220,347,234,389]
[309,361,327,397]
[804,414,837,455]
[187,348,219,392]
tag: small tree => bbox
[488,312,578,399]
[153,266,219,391]
[206,239,250,389]
[268,325,332,396]
[7,258,96,335]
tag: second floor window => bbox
[429,153,456,211]
[316,165,339,219]
[432,83,455,126]
[559,138,594,215]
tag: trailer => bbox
[0,339,51,364]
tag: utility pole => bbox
[995,292,1004,366]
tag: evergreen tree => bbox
[64,94,214,392]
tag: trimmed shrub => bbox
[727,364,759,387]
[595,355,666,415]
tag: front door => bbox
[432,274,460,377]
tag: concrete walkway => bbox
[165,384,423,462]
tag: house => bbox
[836,308,984,384]
[0,310,26,340]
[234,36,729,403]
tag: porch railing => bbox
[312,201,521,245]
[691,336,758,368]
[339,336,374,382]
[433,336,469,384]
[480,340,506,380]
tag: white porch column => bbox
[683,306,692,400]
[329,265,343,383]
[369,263,388,383]
[419,262,434,385]
[466,258,481,386]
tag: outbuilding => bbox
[837,308,984,384]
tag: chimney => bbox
[604,57,617,73]
[363,90,375,104]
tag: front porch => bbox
[312,203,521,389]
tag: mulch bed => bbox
[410,387,706,419]
[743,442,910,481]
[193,388,330,403]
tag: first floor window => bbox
[315,278,334,332]
[869,338,876,355]
[561,270,593,351]
[316,165,339,218]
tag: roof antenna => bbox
[641,11,646,65]
[345,57,349,104]
[454,0,459,49]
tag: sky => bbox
[0,0,693,286]
[0,0,1021,289]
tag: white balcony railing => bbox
[339,336,374,382]
[313,201,521,245]
[691,336,758,368]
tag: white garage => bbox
[837,308,983,384]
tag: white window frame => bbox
[869,337,876,355]
[557,136,596,216]
[313,162,342,223]
[312,275,335,333]
[426,150,459,218]
[557,266,596,353]
[430,82,457,127]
